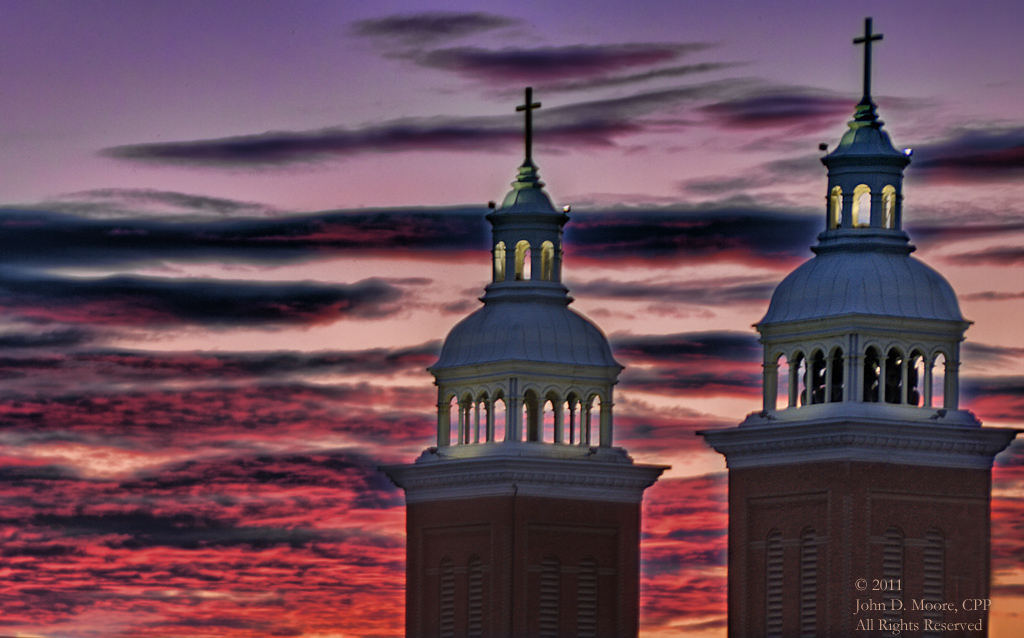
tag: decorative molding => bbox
[700,418,1018,470]
[382,446,665,504]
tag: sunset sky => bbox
[0,2,1022,637]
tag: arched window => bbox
[493,241,506,282]
[829,348,844,402]
[829,185,843,229]
[852,184,871,227]
[885,348,904,404]
[775,354,790,411]
[524,390,541,442]
[476,392,490,442]
[810,350,827,404]
[515,240,531,280]
[909,350,926,407]
[493,395,507,442]
[792,352,808,407]
[542,397,555,443]
[440,557,455,638]
[864,347,881,402]
[540,241,555,281]
[881,185,896,229]
[565,394,580,444]
[577,557,598,638]
[932,352,947,409]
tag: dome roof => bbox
[433,301,619,370]
[761,249,964,325]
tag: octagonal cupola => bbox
[750,18,976,429]
[428,88,623,457]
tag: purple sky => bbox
[0,2,1022,637]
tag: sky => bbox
[0,1,1022,637]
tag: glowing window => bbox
[829,186,843,229]
[852,184,871,227]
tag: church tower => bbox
[701,19,1018,638]
[384,89,665,638]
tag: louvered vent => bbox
[922,529,944,637]
[577,557,598,638]
[766,530,783,638]
[468,556,483,638]
[539,555,560,638]
[440,557,455,638]
[800,529,817,637]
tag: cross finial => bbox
[853,17,883,103]
[515,87,542,165]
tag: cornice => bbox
[381,447,666,504]
[699,418,1018,470]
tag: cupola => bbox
[428,88,623,454]
[752,18,974,426]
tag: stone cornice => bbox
[699,418,1018,470]
[381,446,666,504]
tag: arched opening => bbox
[540,241,555,281]
[493,241,506,282]
[460,393,474,443]
[829,347,844,402]
[881,185,896,229]
[476,392,490,442]
[864,347,881,402]
[791,352,807,407]
[775,354,790,411]
[909,350,926,407]
[583,395,600,446]
[932,352,947,409]
[829,185,843,229]
[542,397,556,443]
[565,394,580,444]
[493,395,507,442]
[524,389,541,441]
[515,240,531,281]
[885,347,904,404]
[852,184,871,227]
[444,395,459,445]
[810,350,827,404]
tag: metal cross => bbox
[853,17,883,101]
[515,87,541,164]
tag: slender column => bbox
[847,334,862,402]
[901,358,909,405]
[763,361,778,412]
[924,363,933,408]
[486,399,495,442]
[789,362,799,408]
[437,392,451,447]
[506,378,521,442]
[567,402,576,445]
[583,402,593,445]
[870,192,883,227]
[599,394,612,447]
[878,356,887,403]
[842,193,854,228]
[473,401,481,443]
[945,359,960,410]
[456,399,465,444]
[824,357,833,404]
[553,401,564,444]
